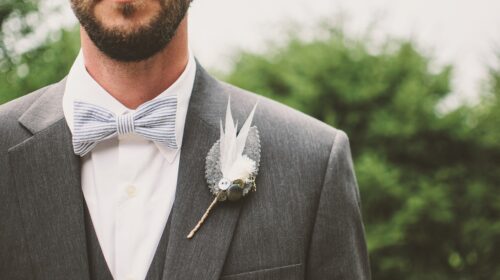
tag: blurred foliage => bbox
[225,26,500,279]
[1,2,500,279]
[0,0,38,52]
[0,28,80,104]
[0,0,80,104]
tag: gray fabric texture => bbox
[84,202,114,280]
[84,201,171,280]
[0,61,371,279]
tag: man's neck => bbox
[80,18,190,110]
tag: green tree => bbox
[225,27,500,279]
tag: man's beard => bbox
[71,0,190,62]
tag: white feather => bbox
[236,102,258,156]
[219,98,258,181]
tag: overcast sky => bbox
[50,0,500,108]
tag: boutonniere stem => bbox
[187,193,222,239]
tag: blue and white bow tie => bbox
[72,96,178,156]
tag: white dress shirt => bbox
[62,51,196,280]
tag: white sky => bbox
[47,0,500,108]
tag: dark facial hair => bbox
[71,0,190,62]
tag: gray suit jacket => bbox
[0,63,370,279]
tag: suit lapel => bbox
[8,81,90,280]
[162,64,244,280]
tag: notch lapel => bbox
[8,81,90,280]
[162,65,244,280]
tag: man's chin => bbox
[85,17,172,62]
[74,0,190,61]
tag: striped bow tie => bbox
[72,96,178,156]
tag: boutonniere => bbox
[187,98,260,239]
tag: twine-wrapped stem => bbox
[187,193,222,239]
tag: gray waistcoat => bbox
[84,202,171,280]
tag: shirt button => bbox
[126,185,137,198]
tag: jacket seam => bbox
[220,262,302,278]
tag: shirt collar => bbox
[63,50,197,163]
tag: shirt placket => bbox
[115,133,142,280]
